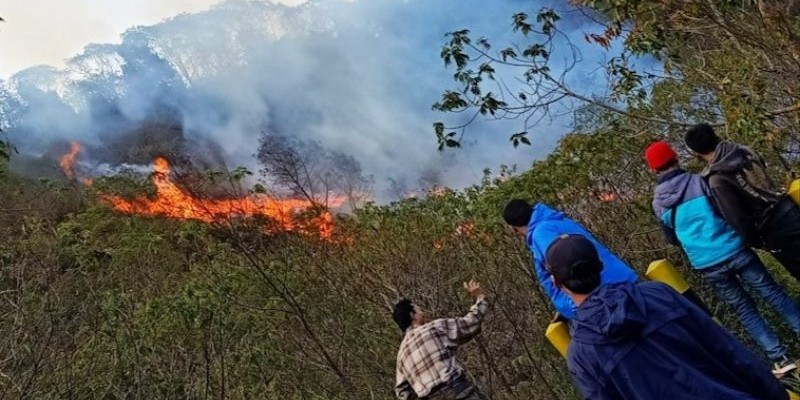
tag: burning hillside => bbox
[58,144,341,238]
[103,157,341,238]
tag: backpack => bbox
[732,148,783,205]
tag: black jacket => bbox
[702,141,783,246]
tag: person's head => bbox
[503,199,533,235]
[644,140,679,173]
[685,123,721,162]
[546,234,604,299]
[392,298,428,332]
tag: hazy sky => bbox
[0,0,307,77]
[0,0,627,196]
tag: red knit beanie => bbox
[644,141,677,171]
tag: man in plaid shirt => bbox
[392,280,489,400]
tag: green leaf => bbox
[433,122,445,137]
[440,46,452,66]
[477,37,491,51]
[500,48,517,61]
[537,8,560,36]
[478,63,496,79]
[512,13,532,35]
[522,44,548,59]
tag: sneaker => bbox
[772,356,798,376]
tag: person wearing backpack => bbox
[685,123,800,280]
[646,140,800,374]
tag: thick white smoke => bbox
[0,0,619,199]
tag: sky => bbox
[0,0,629,198]
[0,0,307,78]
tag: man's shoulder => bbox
[530,218,582,242]
[635,281,681,298]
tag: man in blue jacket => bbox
[646,140,800,374]
[548,234,789,400]
[502,199,638,319]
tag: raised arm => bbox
[534,253,576,318]
[440,280,489,345]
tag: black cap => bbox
[546,234,603,284]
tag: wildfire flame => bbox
[598,191,617,202]
[59,142,82,179]
[59,141,93,185]
[103,157,342,238]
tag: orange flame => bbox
[598,191,617,202]
[103,157,342,238]
[59,142,82,179]
[455,221,475,236]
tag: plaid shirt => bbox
[394,296,489,399]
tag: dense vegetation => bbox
[2,1,800,399]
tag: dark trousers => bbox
[701,249,800,360]
[425,375,488,400]
[761,196,800,280]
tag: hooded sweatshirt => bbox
[526,203,638,319]
[568,282,788,400]
[703,141,783,246]
[652,169,744,268]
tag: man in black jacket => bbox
[685,123,800,279]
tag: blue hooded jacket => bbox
[568,282,788,400]
[526,203,638,318]
[653,169,744,268]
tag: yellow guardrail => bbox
[647,259,714,316]
[789,179,800,205]
[646,259,689,293]
[544,321,570,358]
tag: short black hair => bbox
[685,123,720,154]
[392,298,414,332]
[546,235,603,294]
[503,199,533,227]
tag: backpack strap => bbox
[670,204,678,232]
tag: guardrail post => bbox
[647,259,712,316]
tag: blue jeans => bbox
[702,249,800,360]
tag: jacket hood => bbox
[706,141,753,175]
[653,169,691,209]
[571,283,648,345]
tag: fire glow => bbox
[59,142,82,179]
[98,156,341,238]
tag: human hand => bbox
[463,280,484,299]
